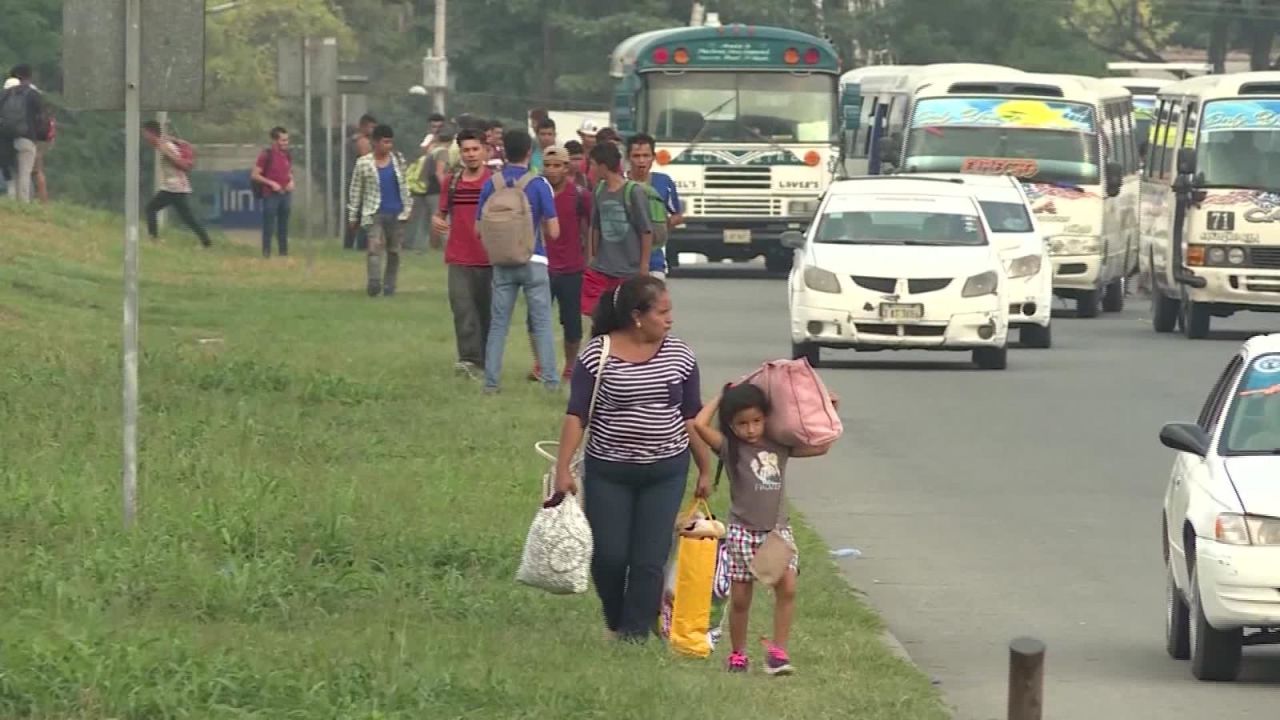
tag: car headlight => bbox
[1215,513,1280,545]
[1007,254,1042,279]
[803,266,841,293]
[1047,235,1102,256]
[788,199,819,217]
[961,270,998,297]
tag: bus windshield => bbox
[1197,99,1280,190]
[1133,97,1155,152]
[643,72,834,144]
[903,97,1100,185]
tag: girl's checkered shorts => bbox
[724,523,798,583]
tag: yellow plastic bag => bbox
[669,500,718,658]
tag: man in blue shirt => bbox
[626,133,683,279]
[476,128,560,392]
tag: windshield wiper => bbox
[683,95,740,156]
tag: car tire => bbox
[973,346,1008,370]
[1183,298,1211,340]
[1188,566,1242,681]
[1102,277,1125,312]
[1020,323,1052,349]
[1076,288,1101,318]
[1165,560,1190,660]
[1152,289,1180,333]
[792,342,820,368]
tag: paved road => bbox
[673,271,1280,720]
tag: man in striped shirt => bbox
[434,130,493,377]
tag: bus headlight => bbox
[803,266,841,293]
[1047,235,1102,256]
[788,199,819,217]
[1190,245,1251,267]
[1007,254,1042,279]
[1229,247,1247,265]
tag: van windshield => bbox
[904,96,1100,185]
[1197,99,1280,190]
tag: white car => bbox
[784,177,1011,370]
[912,174,1053,348]
[1160,334,1280,681]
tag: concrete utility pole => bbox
[433,0,447,114]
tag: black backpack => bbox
[0,86,32,139]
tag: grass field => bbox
[0,202,947,719]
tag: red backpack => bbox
[173,139,196,172]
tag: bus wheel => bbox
[1102,278,1125,312]
[1152,290,1180,333]
[765,251,793,273]
[1076,289,1101,318]
[1182,298,1211,340]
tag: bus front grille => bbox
[703,166,772,190]
[691,196,783,217]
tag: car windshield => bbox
[978,200,1033,233]
[814,209,986,246]
[1223,353,1280,454]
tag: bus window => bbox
[1182,102,1198,155]
[1147,100,1169,181]
[1121,101,1136,173]
[1162,101,1182,180]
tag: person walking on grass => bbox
[250,126,294,258]
[581,142,652,317]
[525,145,591,383]
[142,120,211,247]
[344,113,378,251]
[347,124,412,297]
[691,383,835,675]
[626,132,683,280]
[553,275,712,643]
[475,128,559,393]
[0,64,49,204]
[433,129,493,378]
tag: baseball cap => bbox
[578,119,600,137]
[2,77,19,90]
[542,146,570,164]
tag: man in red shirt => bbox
[433,129,493,378]
[250,126,295,258]
[526,145,591,381]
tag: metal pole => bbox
[324,95,333,238]
[122,0,142,530]
[154,111,168,229]
[433,0,446,114]
[340,93,348,243]
[303,36,314,268]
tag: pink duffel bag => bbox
[739,358,843,450]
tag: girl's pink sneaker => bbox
[726,650,749,673]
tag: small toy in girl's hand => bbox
[678,513,726,539]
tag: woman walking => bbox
[554,276,712,642]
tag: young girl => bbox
[693,383,833,675]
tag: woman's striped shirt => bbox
[566,334,702,464]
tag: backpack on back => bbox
[480,172,537,266]
[637,181,670,248]
[405,154,430,196]
[172,139,196,172]
[0,86,31,139]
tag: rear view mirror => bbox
[1177,147,1197,176]
[780,230,806,250]
[1159,422,1210,457]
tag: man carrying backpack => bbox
[475,128,559,393]
[250,126,294,258]
[626,132,683,280]
[348,124,413,297]
[142,120,212,247]
[0,65,48,204]
[581,142,653,317]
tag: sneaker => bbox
[454,361,480,380]
[763,642,793,676]
[526,369,540,382]
[726,650,749,673]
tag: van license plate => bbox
[723,229,751,244]
[879,303,923,321]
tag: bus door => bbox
[867,101,892,175]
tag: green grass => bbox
[0,202,947,719]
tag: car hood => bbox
[989,231,1042,257]
[809,243,997,279]
[1223,456,1280,517]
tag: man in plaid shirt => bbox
[347,124,413,297]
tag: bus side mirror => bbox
[1177,147,1197,176]
[1105,161,1123,197]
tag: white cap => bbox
[578,119,600,137]
[2,78,19,90]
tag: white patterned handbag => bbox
[516,336,610,594]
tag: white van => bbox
[784,177,1011,369]
[889,72,1142,318]
[914,173,1053,347]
